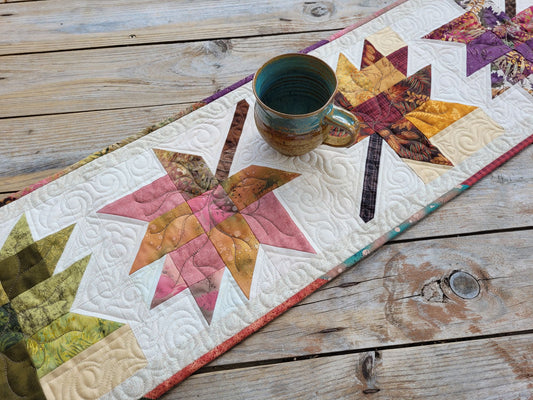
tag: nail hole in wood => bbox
[449,270,480,299]
[359,351,380,394]
[361,355,374,381]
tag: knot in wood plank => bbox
[203,39,233,58]
[449,270,480,299]
[303,2,335,19]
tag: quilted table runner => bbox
[1,0,532,398]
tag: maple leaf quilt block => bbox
[333,31,478,178]
[424,11,487,43]
[0,215,146,400]
[426,5,533,96]
[99,138,314,323]
[329,25,507,221]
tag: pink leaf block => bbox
[98,175,186,221]
[241,192,315,254]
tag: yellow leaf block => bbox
[337,53,405,107]
[405,100,477,139]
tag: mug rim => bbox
[252,53,339,119]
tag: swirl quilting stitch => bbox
[429,108,506,164]
[391,0,465,39]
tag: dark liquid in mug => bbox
[260,73,332,115]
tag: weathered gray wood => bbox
[164,333,533,399]
[0,29,330,199]
[0,0,396,55]
[0,103,191,182]
[0,32,331,118]
[207,229,533,366]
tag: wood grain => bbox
[207,229,533,366]
[0,0,396,55]
[0,32,333,118]
[166,333,533,399]
[0,103,191,180]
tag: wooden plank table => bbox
[1,1,532,398]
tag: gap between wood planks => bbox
[0,0,398,55]
[1,0,44,4]
[0,28,339,58]
[198,328,533,374]
[0,31,335,118]
[390,225,533,245]
[0,101,191,121]
[202,228,532,368]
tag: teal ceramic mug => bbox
[253,53,360,156]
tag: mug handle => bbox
[323,104,360,147]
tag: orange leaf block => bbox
[221,166,300,211]
[130,202,204,274]
[208,214,259,299]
